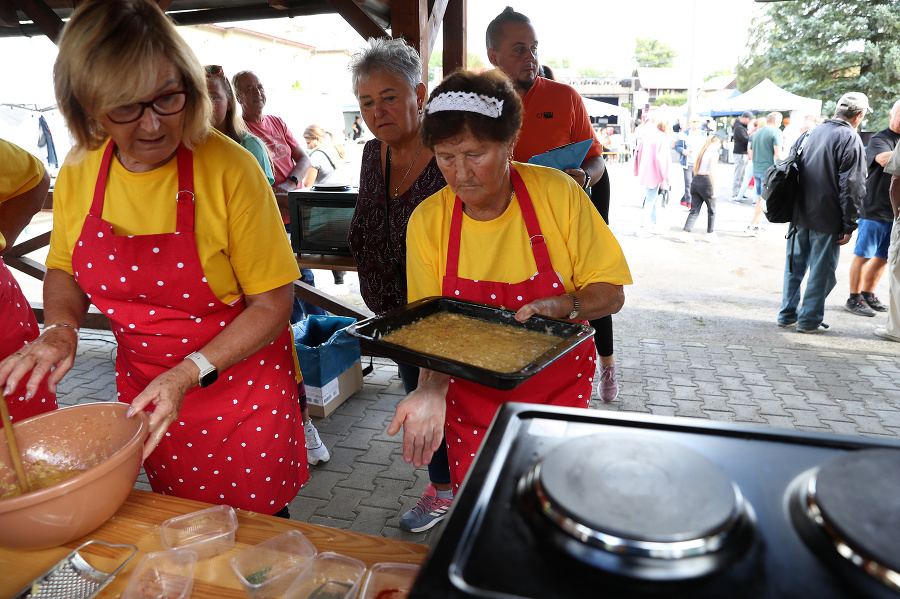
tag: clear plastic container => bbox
[159,504,238,560]
[121,549,197,599]
[283,552,367,599]
[358,562,421,599]
[231,530,319,599]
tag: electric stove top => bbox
[410,403,900,599]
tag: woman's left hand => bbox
[127,361,194,459]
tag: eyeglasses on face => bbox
[107,90,189,124]
[205,65,224,77]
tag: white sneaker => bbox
[304,422,330,465]
[677,231,694,244]
[704,232,718,243]
[652,224,666,235]
[636,227,651,238]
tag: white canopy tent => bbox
[581,97,631,121]
[708,78,822,121]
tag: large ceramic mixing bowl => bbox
[0,402,149,550]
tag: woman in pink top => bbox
[633,119,670,237]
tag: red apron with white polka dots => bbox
[0,257,56,421]
[441,166,594,490]
[70,141,307,514]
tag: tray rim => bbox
[346,296,594,390]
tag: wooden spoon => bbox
[0,390,30,494]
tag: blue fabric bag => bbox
[292,315,360,388]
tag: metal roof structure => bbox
[0,0,467,78]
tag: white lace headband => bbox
[425,91,504,118]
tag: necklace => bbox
[393,142,423,198]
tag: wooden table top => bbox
[296,254,357,272]
[0,489,428,598]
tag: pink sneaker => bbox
[598,363,619,402]
[399,484,453,533]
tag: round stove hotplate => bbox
[517,434,756,581]
[790,448,900,595]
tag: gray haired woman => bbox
[346,37,452,533]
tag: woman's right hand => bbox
[387,369,449,468]
[0,326,78,399]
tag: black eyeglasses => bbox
[205,65,224,76]
[107,90,189,124]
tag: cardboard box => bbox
[306,359,363,418]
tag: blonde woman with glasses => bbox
[0,0,309,518]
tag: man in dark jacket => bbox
[777,92,868,333]
[731,111,753,200]
[844,100,900,317]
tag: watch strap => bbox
[566,293,580,319]
[185,351,217,387]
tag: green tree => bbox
[634,38,677,68]
[737,0,900,130]
[428,51,485,70]
[580,66,614,78]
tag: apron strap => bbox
[90,140,117,217]
[510,165,554,276]
[446,196,465,279]
[175,145,195,233]
[89,142,195,234]
[447,164,556,280]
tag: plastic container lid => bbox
[160,504,238,561]
[358,562,421,599]
[121,549,197,599]
[231,530,318,599]
[283,552,367,599]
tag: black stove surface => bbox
[410,403,900,599]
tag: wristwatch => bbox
[566,293,580,319]
[582,170,592,190]
[185,352,218,388]
[287,175,300,186]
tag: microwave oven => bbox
[287,186,358,256]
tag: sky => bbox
[458,0,762,78]
[0,0,763,108]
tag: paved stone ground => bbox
[21,156,900,547]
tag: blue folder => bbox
[527,139,593,171]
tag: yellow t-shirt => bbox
[0,139,46,250]
[47,129,300,303]
[406,162,632,303]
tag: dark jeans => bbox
[588,173,614,358]
[682,167,693,204]
[397,361,452,486]
[778,228,840,329]
[684,174,716,233]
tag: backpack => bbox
[762,132,809,224]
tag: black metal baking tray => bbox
[345,296,594,390]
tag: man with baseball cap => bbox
[730,111,754,201]
[777,92,868,333]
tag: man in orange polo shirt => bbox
[486,7,620,402]
[486,7,605,189]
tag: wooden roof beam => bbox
[324,0,387,42]
[0,2,18,27]
[441,0,465,75]
[12,0,63,42]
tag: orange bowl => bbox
[0,402,149,550]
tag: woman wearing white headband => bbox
[387,69,632,491]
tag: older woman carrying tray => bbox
[387,70,632,490]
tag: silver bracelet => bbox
[42,323,80,340]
